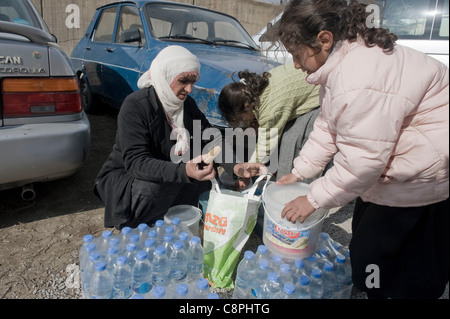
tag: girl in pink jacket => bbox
[274,0,449,298]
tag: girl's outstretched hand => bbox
[281,195,316,224]
[276,173,300,185]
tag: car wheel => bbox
[79,75,98,113]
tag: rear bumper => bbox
[0,112,91,190]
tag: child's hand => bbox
[281,195,316,224]
[276,173,300,185]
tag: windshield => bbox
[144,3,258,50]
[0,0,42,29]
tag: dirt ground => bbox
[0,107,447,300]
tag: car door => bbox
[101,3,148,106]
[82,5,118,99]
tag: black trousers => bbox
[123,179,211,229]
[350,197,449,299]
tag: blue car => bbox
[70,0,279,128]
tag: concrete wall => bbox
[30,0,284,54]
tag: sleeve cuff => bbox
[291,168,304,180]
[307,193,321,210]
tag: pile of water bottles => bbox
[78,218,220,299]
[233,232,353,299]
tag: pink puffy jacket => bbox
[292,38,449,209]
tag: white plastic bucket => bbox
[262,182,328,259]
[164,205,202,236]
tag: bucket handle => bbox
[210,174,272,197]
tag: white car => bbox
[254,0,449,67]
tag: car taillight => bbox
[1,77,82,117]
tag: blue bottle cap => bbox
[138,223,148,231]
[155,220,165,227]
[107,246,118,255]
[95,261,106,272]
[268,271,279,282]
[207,293,220,299]
[130,234,139,243]
[89,252,100,261]
[109,237,119,246]
[121,226,132,234]
[284,283,295,294]
[172,217,181,225]
[197,278,209,290]
[323,261,334,271]
[311,267,322,278]
[257,244,268,254]
[336,254,346,263]
[83,234,94,243]
[145,238,156,247]
[85,242,96,252]
[165,226,174,234]
[294,258,305,269]
[116,256,127,265]
[136,251,147,260]
[299,275,310,286]
[190,236,201,244]
[179,232,189,241]
[147,229,157,238]
[164,234,174,242]
[244,251,255,260]
[153,286,165,298]
[280,263,290,273]
[176,283,188,295]
[259,259,269,269]
[126,243,137,251]
[155,246,165,255]
[173,241,183,250]
[102,230,112,239]
[132,294,144,299]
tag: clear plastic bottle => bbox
[132,251,153,296]
[334,253,352,299]
[97,230,113,256]
[152,246,171,287]
[90,261,113,299]
[293,258,306,279]
[155,220,166,244]
[143,238,156,264]
[129,233,141,250]
[80,242,97,275]
[118,227,133,251]
[169,240,188,284]
[322,261,336,299]
[137,223,149,243]
[186,236,204,283]
[304,254,319,275]
[124,243,137,269]
[82,251,101,299]
[232,250,255,299]
[254,245,269,264]
[79,234,94,265]
[279,263,295,286]
[279,283,296,299]
[178,231,190,251]
[295,275,311,299]
[309,267,323,299]
[248,259,270,298]
[269,254,283,271]
[162,234,174,258]
[109,237,120,252]
[172,217,193,238]
[259,271,282,299]
[191,278,210,299]
[104,246,119,271]
[111,256,132,299]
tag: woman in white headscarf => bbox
[95,46,267,229]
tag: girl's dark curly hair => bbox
[218,70,270,124]
[274,0,398,54]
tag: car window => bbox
[145,3,258,49]
[0,0,41,28]
[438,0,449,37]
[92,6,117,43]
[115,5,146,45]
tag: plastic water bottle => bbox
[191,278,210,299]
[248,259,270,298]
[178,231,190,251]
[150,285,166,299]
[258,271,282,299]
[118,227,132,251]
[79,234,94,265]
[111,256,132,299]
[109,237,120,252]
[104,246,119,270]
[232,251,255,299]
[254,245,269,264]
[309,267,323,299]
[152,246,171,287]
[90,261,113,299]
[162,234,174,258]
[82,251,101,299]
[80,242,97,274]
[186,236,204,283]
[305,254,318,275]
[172,217,193,238]
[169,241,188,283]
[137,223,149,242]
[132,251,153,296]
[269,254,283,271]
[334,253,352,299]
[322,261,336,299]
[318,246,334,266]
[164,225,175,236]
[279,283,296,299]
[155,220,166,244]
[295,275,311,299]
[293,258,306,279]
[129,234,141,250]
[279,263,295,286]
[143,238,156,264]
[124,243,137,269]
[97,230,113,257]
[173,283,190,299]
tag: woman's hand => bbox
[276,173,300,185]
[281,195,316,224]
[233,162,268,178]
[185,155,216,181]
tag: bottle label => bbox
[264,218,310,250]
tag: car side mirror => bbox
[121,27,141,44]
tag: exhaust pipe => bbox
[21,183,36,201]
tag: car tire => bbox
[79,75,98,113]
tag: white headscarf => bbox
[137,46,200,155]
